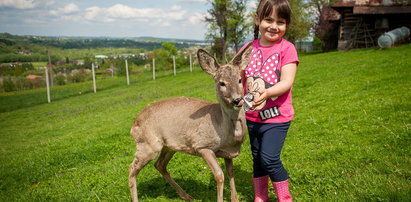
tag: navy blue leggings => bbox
[247,120,291,182]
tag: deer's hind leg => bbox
[154,148,194,201]
[129,138,162,202]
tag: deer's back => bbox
[132,97,223,155]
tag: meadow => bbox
[0,44,410,201]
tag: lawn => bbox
[0,44,410,201]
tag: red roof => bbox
[332,0,411,7]
[26,75,42,80]
[332,0,411,14]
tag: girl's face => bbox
[256,9,287,46]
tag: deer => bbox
[128,44,253,202]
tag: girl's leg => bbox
[247,121,269,178]
[259,122,292,201]
[247,121,269,201]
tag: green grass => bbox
[1,44,410,201]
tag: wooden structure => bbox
[331,0,411,50]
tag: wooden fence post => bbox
[173,56,176,76]
[92,63,97,93]
[47,50,54,87]
[152,58,156,80]
[190,53,193,72]
[45,67,51,103]
[125,59,130,85]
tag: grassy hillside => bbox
[0,44,410,201]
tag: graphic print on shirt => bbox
[244,49,281,111]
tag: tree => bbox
[284,0,311,43]
[115,59,127,76]
[228,0,250,52]
[205,0,231,64]
[161,42,177,56]
[83,57,92,69]
[153,49,170,71]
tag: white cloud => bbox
[171,5,182,11]
[50,3,79,16]
[0,0,35,9]
[188,12,204,25]
[81,4,186,22]
[62,3,80,14]
[84,6,108,21]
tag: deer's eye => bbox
[219,82,226,87]
[239,79,242,84]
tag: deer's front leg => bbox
[224,158,239,202]
[198,149,224,202]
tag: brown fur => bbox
[128,44,252,202]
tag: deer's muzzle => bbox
[232,98,243,107]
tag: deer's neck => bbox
[220,105,246,142]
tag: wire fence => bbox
[0,57,202,113]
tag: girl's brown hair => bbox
[254,0,292,40]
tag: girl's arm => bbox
[253,62,297,107]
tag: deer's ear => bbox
[230,42,253,70]
[197,49,219,76]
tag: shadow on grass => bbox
[136,166,253,201]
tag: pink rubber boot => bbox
[272,179,292,202]
[252,175,269,202]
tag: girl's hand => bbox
[253,88,268,107]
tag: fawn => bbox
[129,44,252,202]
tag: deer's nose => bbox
[232,98,242,106]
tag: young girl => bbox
[240,0,299,201]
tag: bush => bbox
[69,69,91,83]
[313,37,324,52]
[153,49,172,71]
[176,56,188,69]
[2,77,15,92]
[23,76,44,89]
[55,73,66,85]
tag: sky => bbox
[0,0,258,40]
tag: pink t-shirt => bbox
[241,38,299,123]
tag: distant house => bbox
[113,54,145,59]
[95,55,108,59]
[139,53,147,59]
[73,60,84,66]
[330,0,411,50]
[18,50,31,55]
[8,62,23,68]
